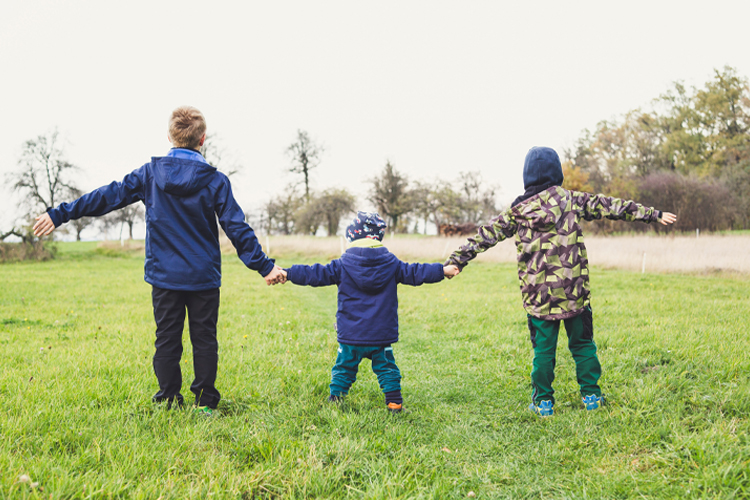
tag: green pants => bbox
[527,307,601,405]
[330,343,401,397]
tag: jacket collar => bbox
[166,147,209,165]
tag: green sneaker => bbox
[193,406,214,417]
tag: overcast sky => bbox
[1,1,749,238]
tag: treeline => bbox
[564,65,750,233]
[261,159,498,236]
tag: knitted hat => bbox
[345,211,386,242]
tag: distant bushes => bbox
[0,241,56,263]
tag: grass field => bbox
[1,241,749,499]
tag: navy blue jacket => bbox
[286,246,444,346]
[47,148,274,291]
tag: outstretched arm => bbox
[572,191,661,224]
[397,261,445,286]
[286,261,341,287]
[215,177,276,277]
[33,166,146,237]
[444,209,518,270]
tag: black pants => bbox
[151,286,221,409]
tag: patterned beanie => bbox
[346,211,386,242]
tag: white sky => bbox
[1,1,749,239]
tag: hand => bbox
[264,265,287,286]
[33,213,55,237]
[659,212,677,226]
[443,265,460,279]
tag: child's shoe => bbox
[582,394,602,411]
[387,402,402,413]
[528,400,554,417]
[193,405,214,417]
[327,395,343,403]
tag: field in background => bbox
[1,243,748,498]
[216,233,750,275]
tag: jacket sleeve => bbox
[444,209,518,269]
[396,262,444,286]
[215,176,275,277]
[572,191,661,223]
[286,260,341,287]
[47,166,146,227]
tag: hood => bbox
[511,185,569,232]
[512,147,563,207]
[152,157,217,196]
[340,247,399,292]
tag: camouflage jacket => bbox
[446,186,661,320]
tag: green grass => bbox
[1,242,749,499]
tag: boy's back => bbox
[450,184,661,319]
[287,243,444,346]
[45,147,274,290]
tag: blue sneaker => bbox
[582,394,602,410]
[528,400,554,417]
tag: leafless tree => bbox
[286,130,323,203]
[201,133,243,177]
[8,129,78,216]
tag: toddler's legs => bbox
[330,343,362,397]
[563,307,601,398]
[528,316,560,405]
[370,346,402,405]
[186,288,221,409]
[151,286,187,408]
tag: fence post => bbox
[265,235,270,254]
[641,252,646,274]
[340,236,345,255]
[696,228,699,239]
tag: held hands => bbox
[659,212,677,226]
[33,213,55,237]
[443,265,460,279]
[264,265,287,286]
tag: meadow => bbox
[1,239,749,499]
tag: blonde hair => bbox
[168,106,206,149]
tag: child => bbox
[445,147,676,417]
[279,211,459,413]
[33,106,285,415]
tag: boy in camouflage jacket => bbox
[445,147,676,416]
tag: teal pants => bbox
[330,343,401,397]
[527,307,601,405]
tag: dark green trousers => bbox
[527,307,601,405]
[330,343,401,397]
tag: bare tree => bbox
[456,171,498,224]
[100,205,144,240]
[264,185,303,235]
[9,129,78,215]
[286,130,323,202]
[316,188,356,236]
[64,187,96,241]
[367,161,413,232]
[201,133,242,177]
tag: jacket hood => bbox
[152,157,217,196]
[523,147,563,190]
[512,147,564,207]
[340,247,399,292]
[511,185,569,232]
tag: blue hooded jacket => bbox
[286,246,444,346]
[47,148,274,290]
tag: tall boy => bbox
[279,212,459,412]
[445,147,676,416]
[33,106,285,413]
